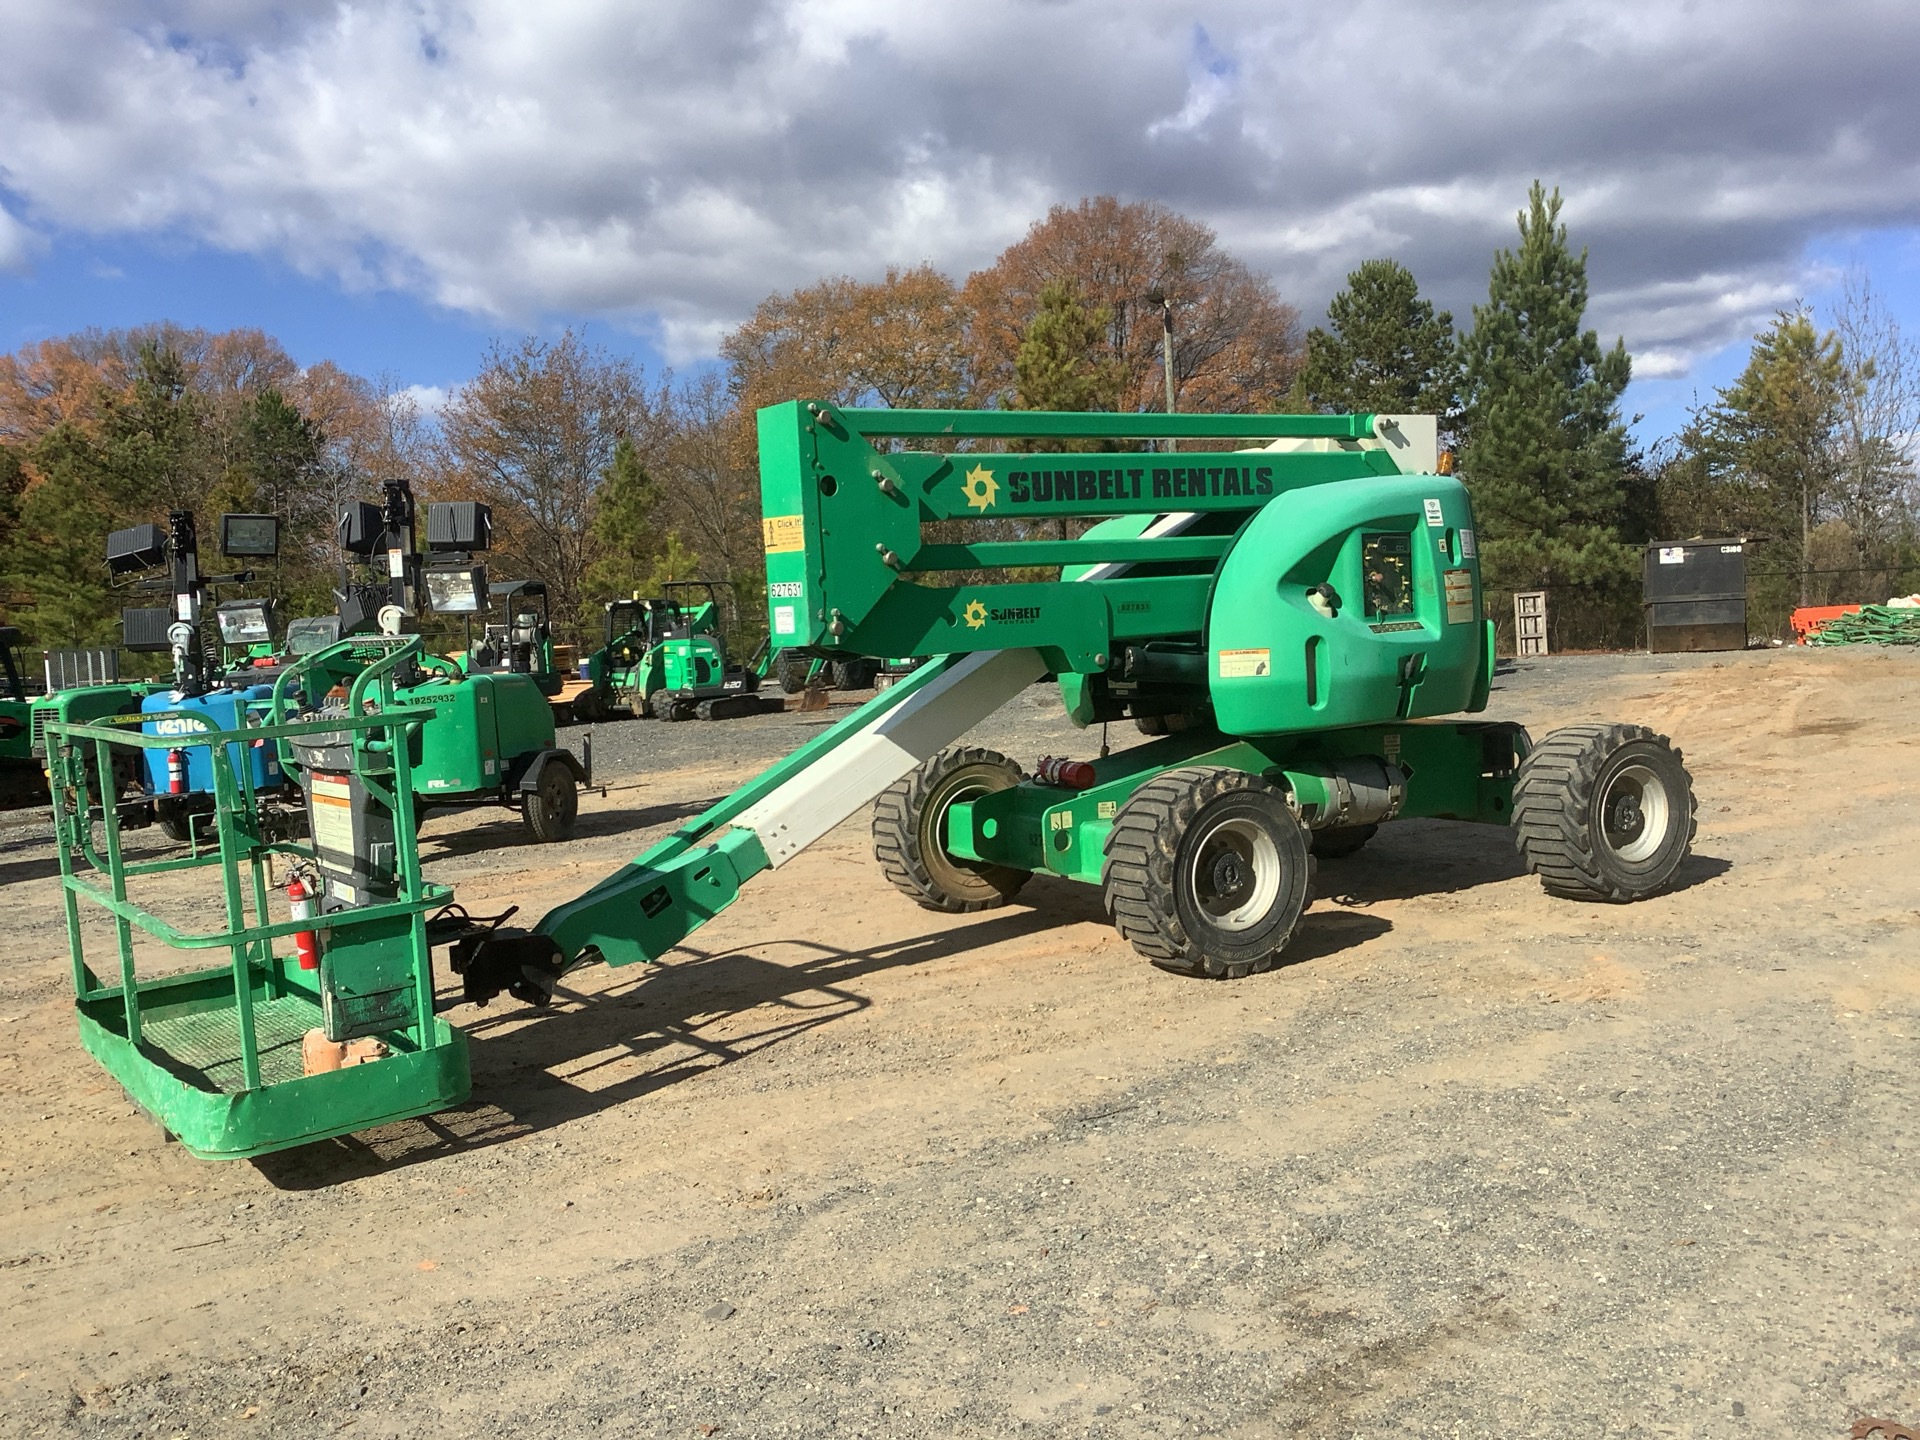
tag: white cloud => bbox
[398,383,449,416]
[0,202,46,275]
[1,0,1918,375]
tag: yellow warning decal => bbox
[1443,568,1475,625]
[1219,648,1271,678]
[762,514,806,554]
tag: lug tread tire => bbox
[831,658,878,691]
[522,767,579,843]
[1101,767,1314,980]
[872,747,1030,913]
[774,652,812,694]
[1511,723,1697,902]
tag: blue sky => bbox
[5,1,1920,450]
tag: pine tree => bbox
[579,437,663,621]
[9,422,122,646]
[1012,279,1123,414]
[1458,183,1635,597]
[5,343,220,645]
[1299,259,1459,420]
[1698,309,1852,606]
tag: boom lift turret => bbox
[454,405,1696,1003]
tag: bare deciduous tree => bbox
[436,332,661,625]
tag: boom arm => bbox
[455,646,1046,999]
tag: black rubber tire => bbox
[774,651,813,694]
[572,688,610,725]
[831,657,878,691]
[872,747,1031,913]
[1102,767,1314,979]
[521,766,579,843]
[1310,824,1378,859]
[648,689,692,722]
[154,797,195,843]
[1511,723,1696,901]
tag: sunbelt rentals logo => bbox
[960,597,1039,630]
[961,464,999,511]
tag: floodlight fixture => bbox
[220,513,281,559]
[423,565,488,615]
[106,523,167,576]
[426,501,492,554]
[215,598,276,646]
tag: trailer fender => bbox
[517,747,588,795]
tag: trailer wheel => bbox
[1103,768,1313,979]
[154,797,195,843]
[873,747,1030,913]
[1310,824,1377,859]
[572,688,609,725]
[1511,723,1696,901]
[522,767,578,843]
[774,651,812,694]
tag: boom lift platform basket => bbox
[48,635,471,1159]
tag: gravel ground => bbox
[2,646,1917,1439]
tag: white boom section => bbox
[733,647,1050,867]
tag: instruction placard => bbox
[1423,497,1445,528]
[1443,567,1475,625]
[762,514,806,554]
[1218,647,1271,678]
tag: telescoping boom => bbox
[453,404,1694,1004]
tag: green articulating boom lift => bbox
[58,404,1698,1160]
[450,404,1697,1009]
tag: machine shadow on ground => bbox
[417,793,725,858]
[249,877,1394,1190]
[1313,817,1731,908]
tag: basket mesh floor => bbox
[141,994,321,1093]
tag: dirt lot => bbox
[2,647,1917,1439]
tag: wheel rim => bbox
[921,778,992,868]
[1599,761,1670,864]
[1187,814,1282,932]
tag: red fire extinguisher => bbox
[287,872,321,971]
[167,748,188,796]
[1034,755,1098,789]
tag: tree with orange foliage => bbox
[961,196,1301,415]
[722,264,973,422]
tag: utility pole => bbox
[1147,289,1176,453]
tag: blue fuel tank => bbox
[140,684,285,796]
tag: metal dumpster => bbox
[1644,541,1747,653]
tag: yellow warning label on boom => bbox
[762,514,806,554]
